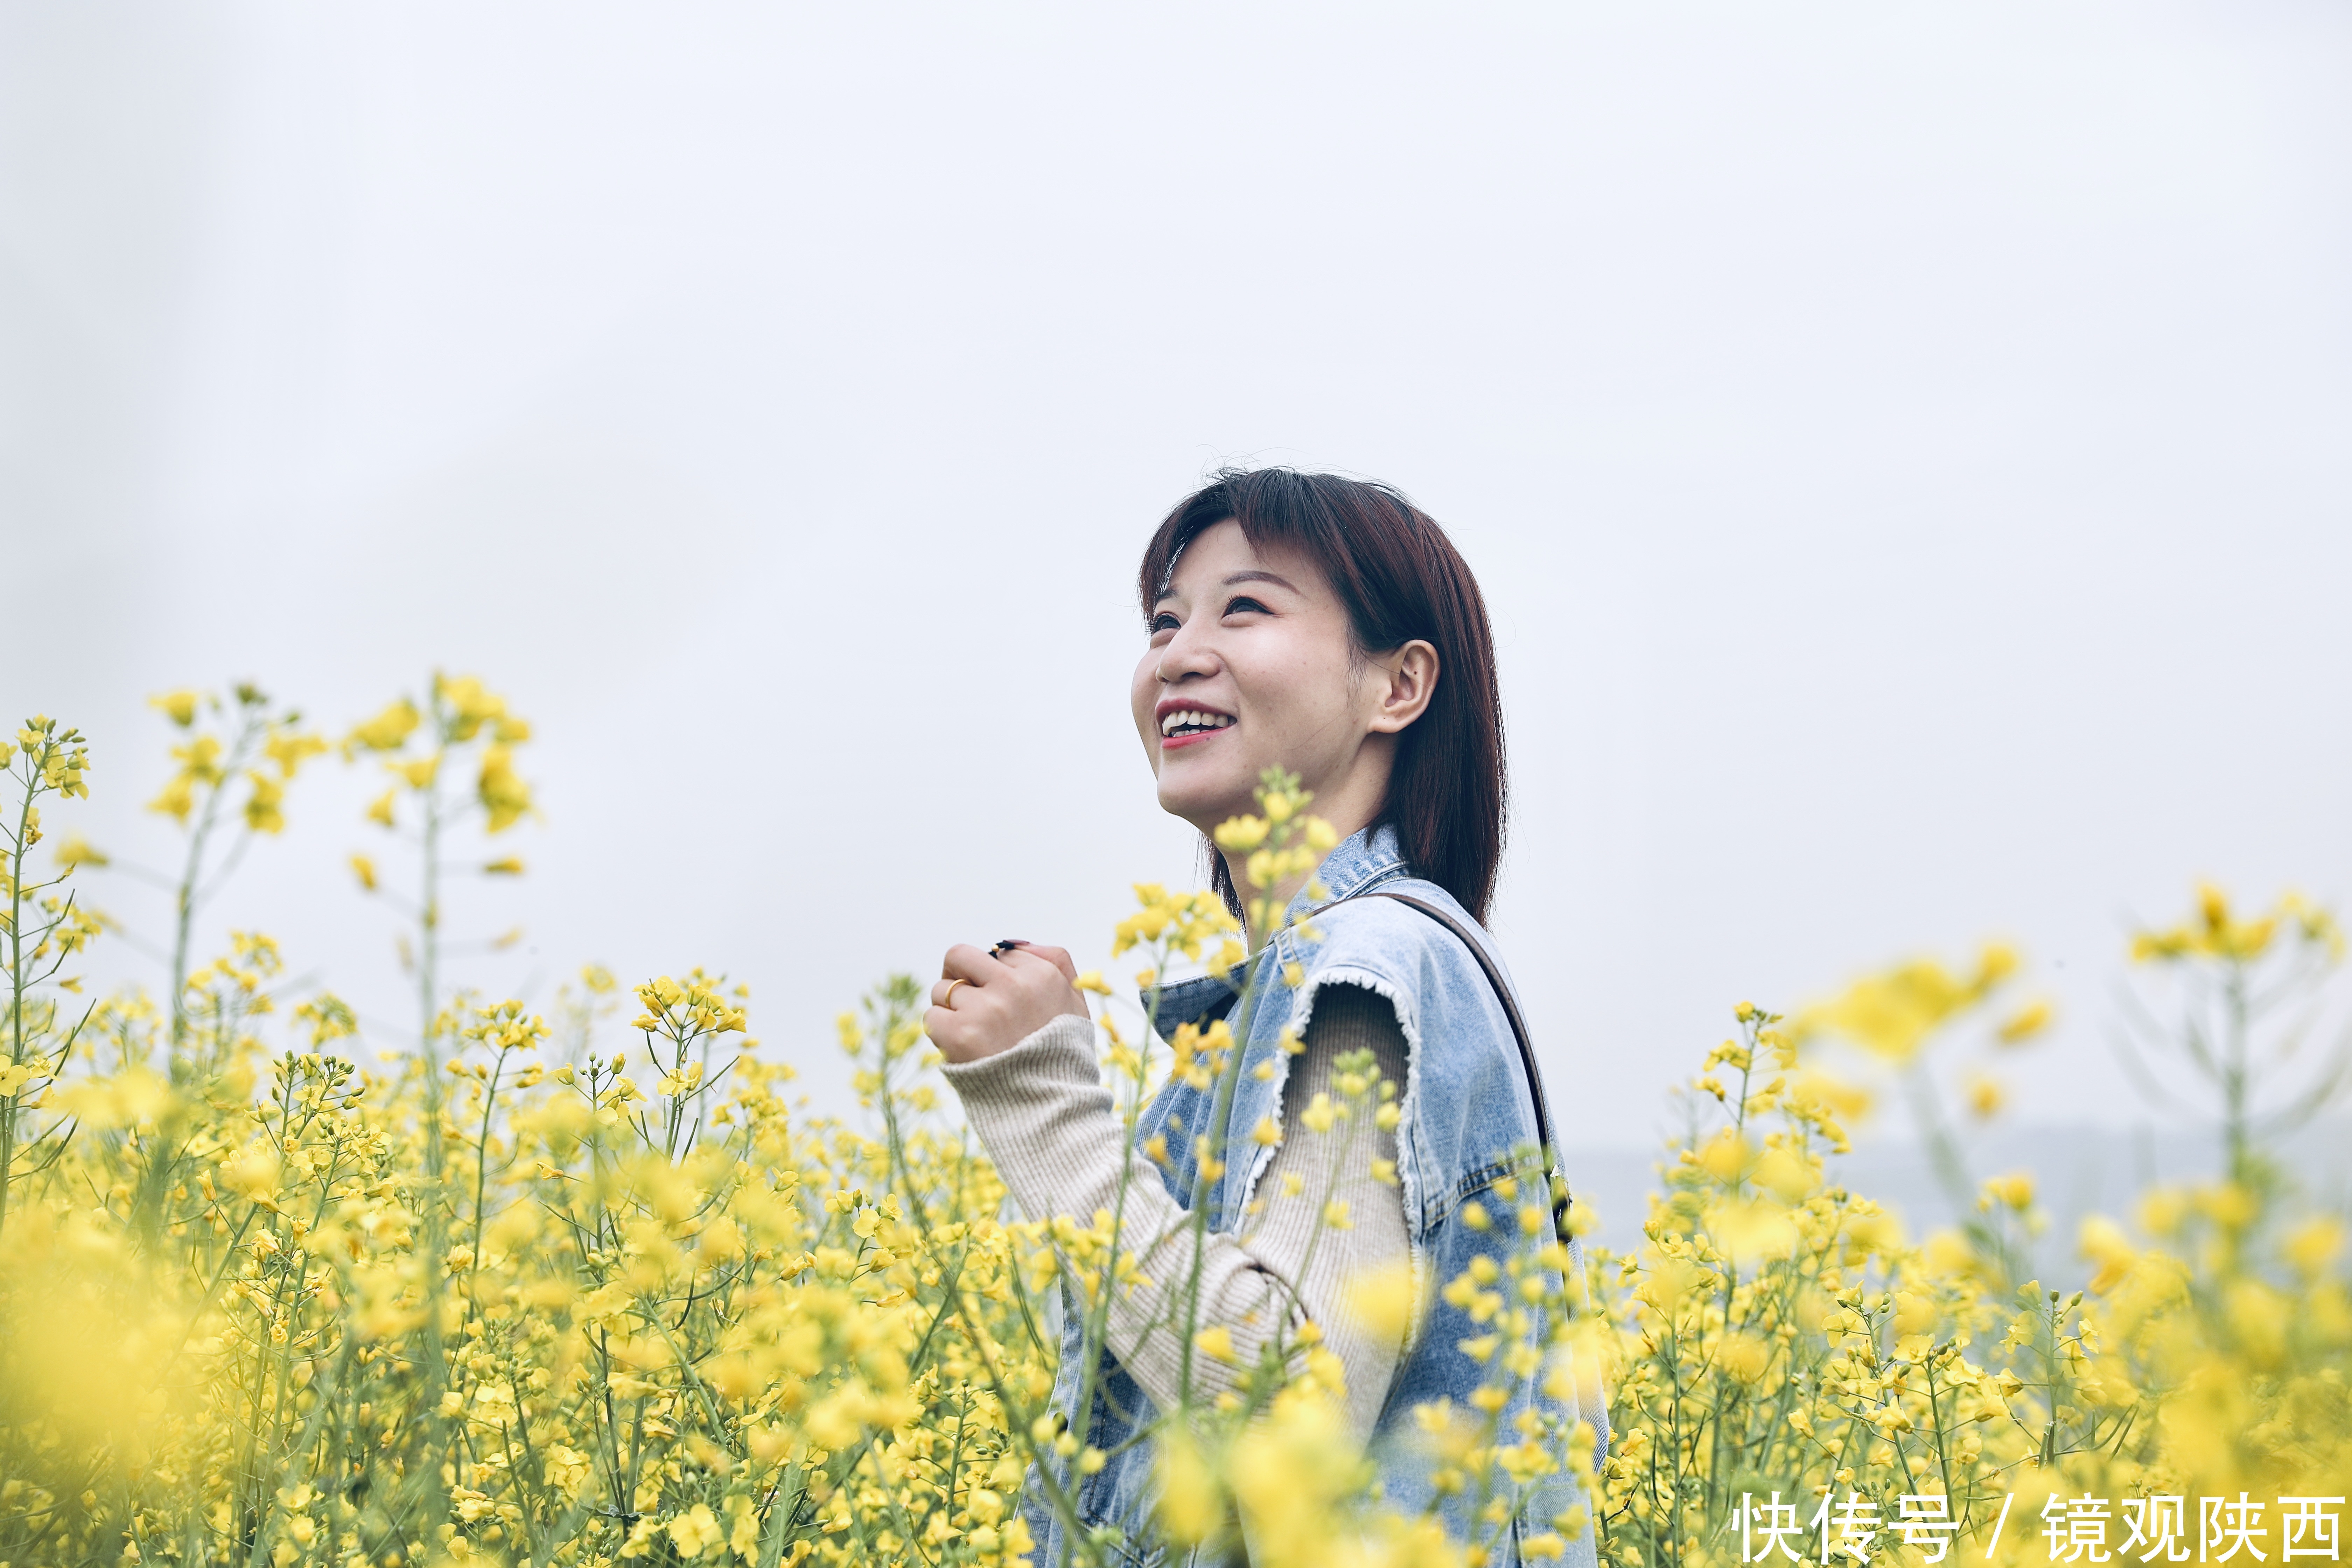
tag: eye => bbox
[1149,611,1181,638]
[1223,596,1270,618]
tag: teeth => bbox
[1161,710,1234,736]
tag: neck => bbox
[1216,797,1383,948]
[1202,735,1396,944]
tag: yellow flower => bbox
[1919,1228,1978,1279]
[1996,997,2053,1043]
[2080,1214,2137,1294]
[1809,956,1986,1062]
[347,697,420,753]
[483,856,524,875]
[1213,815,1270,853]
[26,705,2352,1568]
[478,744,533,832]
[365,789,397,827]
[1752,1146,1815,1204]
[294,994,357,1046]
[150,689,201,727]
[147,773,194,823]
[665,1504,723,1560]
[263,727,327,779]
[1705,1196,1797,1266]
[1695,1129,1753,1185]
[1343,1260,1422,1343]
[2131,883,2314,965]
[54,834,107,869]
[1716,1333,1771,1384]
[2284,1216,2343,1280]
[1155,1434,1223,1545]
[243,770,286,833]
[1965,1073,2007,1118]
[1788,1068,1871,1130]
[220,1147,281,1203]
[436,673,513,741]
[1982,1171,2034,1210]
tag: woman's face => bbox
[1131,519,1424,839]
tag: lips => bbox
[1155,701,1235,748]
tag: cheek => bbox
[1129,655,1160,739]
[1233,629,1342,728]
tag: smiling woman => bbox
[1136,472,1508,924]
[922,467,1596,1566]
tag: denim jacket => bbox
[1020,825,1604,1568]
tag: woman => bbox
[925,469,1599,1567]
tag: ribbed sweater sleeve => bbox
[942,984,1412,1442]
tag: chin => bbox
[1156,772,1251,835]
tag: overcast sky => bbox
[6,2,2349,1170]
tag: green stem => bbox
[2223,966,2250,1190]
[414,678,454,1540]
[168,702,267,1056]
[1,749,32,1240]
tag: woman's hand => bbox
[926,942,1090,1064]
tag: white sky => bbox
[5,2,2350,1165]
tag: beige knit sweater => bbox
[942,985,1412,1440]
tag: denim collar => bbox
[1147,821,1409,1036]
[1289,819,1409,918]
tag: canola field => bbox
[1,679,2345,1568]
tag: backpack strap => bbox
[1351,890,1576,1254]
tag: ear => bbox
[1367,640,1440,734]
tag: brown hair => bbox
[1137,467,1508,922]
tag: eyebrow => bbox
[1154,569,1301,604]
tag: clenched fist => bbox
[924,942,1089,1063]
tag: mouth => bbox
[1156,705,1236,749]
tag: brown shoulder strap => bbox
[1353,890,1574,1251]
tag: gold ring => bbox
[941,978,971,1007]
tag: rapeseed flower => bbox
[5,715,2347,1568]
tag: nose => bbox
[1156,620,1219,685]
